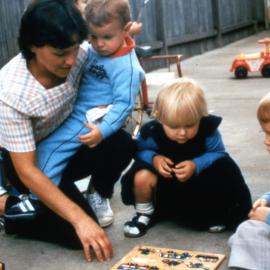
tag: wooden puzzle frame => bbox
[111,245,225,270]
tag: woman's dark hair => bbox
[18,0,88,60]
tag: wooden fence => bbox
[0,0,267,68]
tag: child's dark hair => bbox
[85,0,131,28]
[18,0,88,60]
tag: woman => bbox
[0,0,133,262]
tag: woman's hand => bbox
[75,216,113,262]
[10,151,112,262]
[79,123,103,148]
[153,155,173,178]
[172,160,196,182]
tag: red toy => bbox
[230,37,270,79]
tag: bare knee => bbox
[134,169,157,189]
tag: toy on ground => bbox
[110,245,225,270]
[230,37,270,79]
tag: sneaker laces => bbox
[90,192,110,212]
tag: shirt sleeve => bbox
[97,54,144,139]
[135,132,159,166]
[261,192,270,205]
[0,101,35,152]
[192,130,226,175]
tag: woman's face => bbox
[30,44,80,79]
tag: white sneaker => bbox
[87,191,114,228]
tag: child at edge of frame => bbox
[228,92,270,270]
[121,77,252,238]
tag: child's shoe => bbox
[124,213,152,238]
[87,191,114,228]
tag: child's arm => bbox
[136,133,159,166]
[249,206,270,224]
[249,192,270,224]
[135,128,173,178]
[261,191,270,206]
[129,22,143,36]
[192,129,226,175]
[96,55,144,140]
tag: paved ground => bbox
[1,30,270,270]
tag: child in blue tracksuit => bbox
[35,0,144,227]
[228,92,270,270]
[121,77,252,237]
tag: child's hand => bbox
[252,198,268,212]
[172,161,196,182]
[153,155,174,178]
[249,206,270,223]
[79,123,103,148]
[129,22,143,36]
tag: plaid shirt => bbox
[0,47,87,152]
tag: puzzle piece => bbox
[110,245,225,270]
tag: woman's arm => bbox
[9,151,112,262]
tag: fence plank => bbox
[0,0,267,68]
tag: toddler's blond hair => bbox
[153,77,208,128]
[257,92,270,123]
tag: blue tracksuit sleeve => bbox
[192,130,226,175]
[135,132,159,167]
[97,52,144,139]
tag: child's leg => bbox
[124,169,157,238]
[86,129,135,198]
[36,114,89,189]
[59,129,134,227]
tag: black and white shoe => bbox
[124,213,152,238]
[4,195,40,220]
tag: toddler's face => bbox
[89,20,128,56]
[161,122,200,144]
[261,121,270,153]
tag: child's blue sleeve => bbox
[135,133,159,166]
[266,213,270,225]
[192,130,226,175]
[261,192,270,205]
[98,54,145,139]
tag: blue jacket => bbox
[135,115,227,175]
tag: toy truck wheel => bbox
[261,64,270,78]
[235,66,248,79]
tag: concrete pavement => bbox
[1,30,270,270]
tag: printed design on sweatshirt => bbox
[87,59,108,80]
